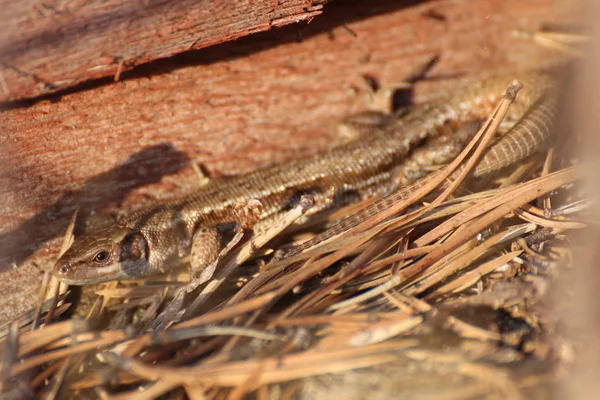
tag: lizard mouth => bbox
[53,261,127,286]
[53,257,151,285]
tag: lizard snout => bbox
[53,259,73,279]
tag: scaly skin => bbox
[282,90,558,259]
[53,74,555,285]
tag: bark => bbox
[0,0,569,324]
[0,0,327,102]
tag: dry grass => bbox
[0,76,584,399]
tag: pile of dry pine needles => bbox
[0,78,585,399]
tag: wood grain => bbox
[0,0,327,102]
[0,0,569,324]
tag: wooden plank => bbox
[0,0,568,324]
[0,0,326,102]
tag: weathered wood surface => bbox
[0,0,568,324]
[0,0,327,102]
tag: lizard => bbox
[227,80,558,304]
[281,82,558,260]
[52,74,556,285]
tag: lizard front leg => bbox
[189,227,223,278]
[189,199,263,277]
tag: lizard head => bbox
[53,226,149,285]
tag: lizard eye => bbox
[92,250,110,264]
